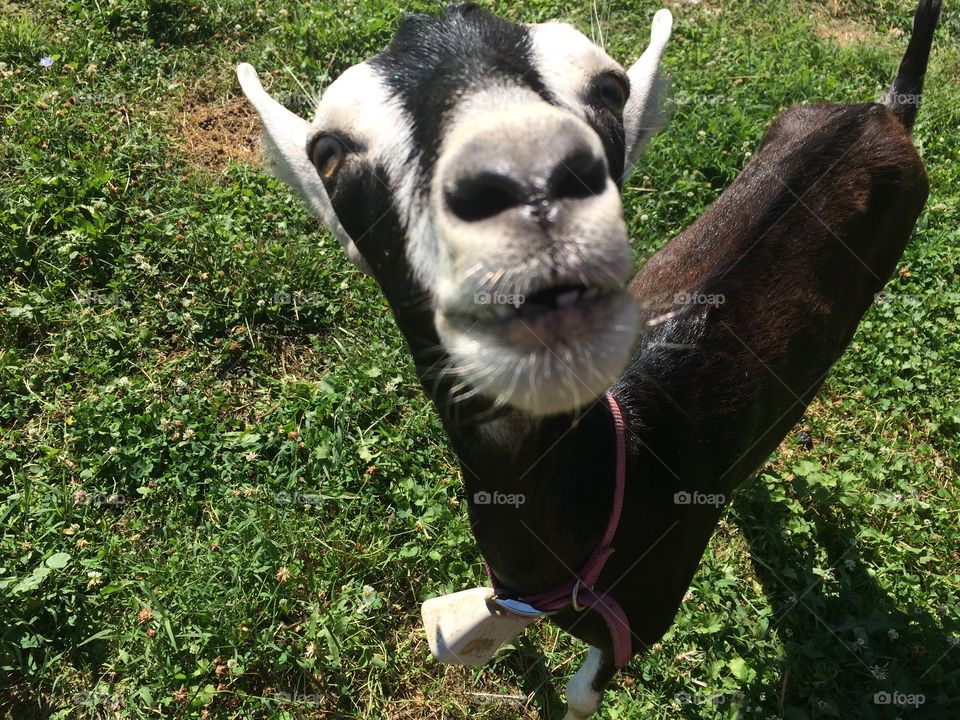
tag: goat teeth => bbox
[555,290,581,309]
[582,288,602,302]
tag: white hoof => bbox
[564,646,604,719]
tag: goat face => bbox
[238,5,672,416]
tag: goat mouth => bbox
[450,284,618,326]
[440,283,635,359]
[435,284,639,416]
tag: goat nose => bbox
[443,125,608,225]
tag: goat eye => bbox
[309,135,346,179]
[596,74,628,115]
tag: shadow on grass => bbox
[732,476,959,719]
[512,634,566,718]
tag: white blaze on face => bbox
[430,86,637,416]
[431,83,554,307]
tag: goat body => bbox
[238,1,941,716]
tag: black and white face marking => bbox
[238,5,672,417]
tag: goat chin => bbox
[435,292,639,416]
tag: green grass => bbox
[1,0,958,718]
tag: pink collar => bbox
[486,391,632,668]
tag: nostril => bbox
[444,145,607,224]
[550,151,608,201]
[445,171,526,223]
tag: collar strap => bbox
[486,391,632,668]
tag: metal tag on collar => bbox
[493,597,550,618]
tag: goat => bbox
[237,1,942,716]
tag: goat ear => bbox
[236,63,372,275]
[622,9,672,180]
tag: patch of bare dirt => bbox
[175,93,260,173]
[667,0,723,18]
[813,0,903,48]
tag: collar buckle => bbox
[493,597,551,619]
[571,579,586,612]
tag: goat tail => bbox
[884,0,943,131]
